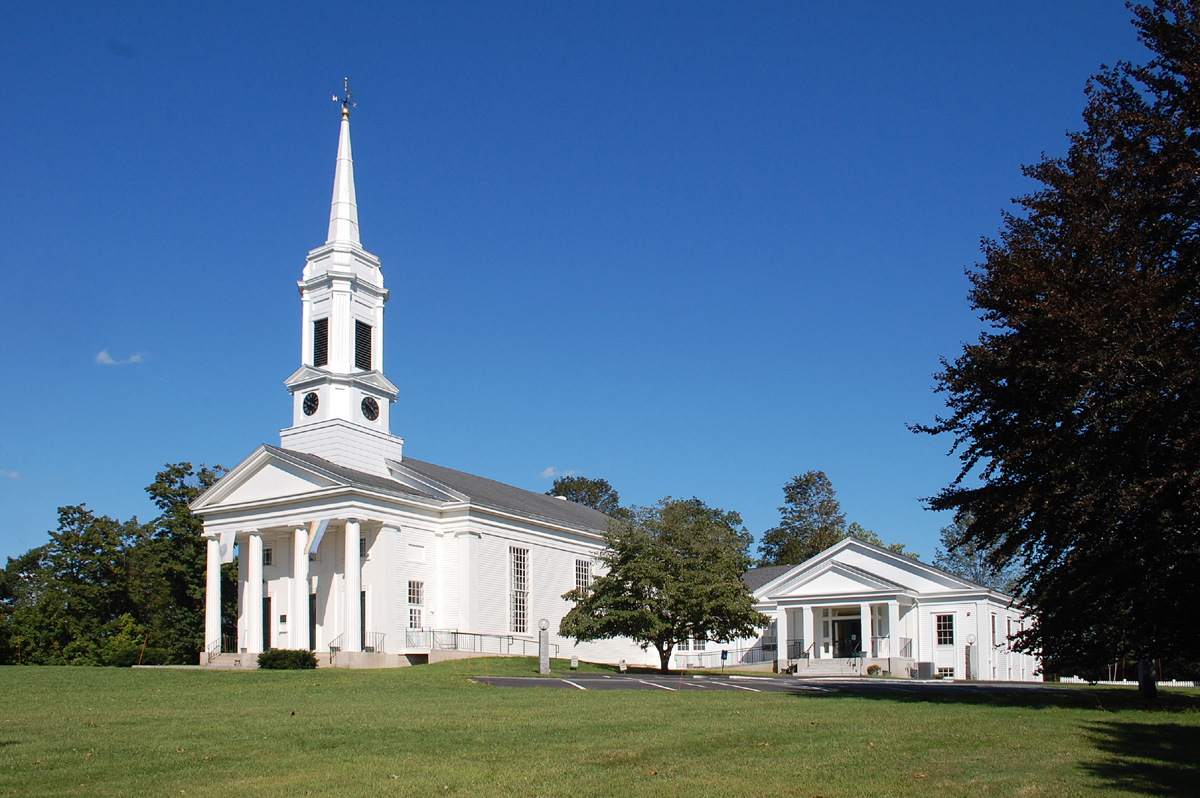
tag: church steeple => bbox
[280,84,403,475]
[327,82,360,246]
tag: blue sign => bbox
[721,650,728,661]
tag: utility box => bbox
[917,662,935,679]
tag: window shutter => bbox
[355,320,372,370]
[313,318,329,367]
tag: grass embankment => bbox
[0,660,1196,797]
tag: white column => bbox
[801,605,814,659]
[293,527,310,650]
[859,602,872,657]
[344,519,362,652]
[247,533,264,654]
[888,601,901,660]
[775,607,789,673]
[205,537,221,660]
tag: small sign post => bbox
[721,649,728,675]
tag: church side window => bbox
[408,580,423,629]
[575,559,591,592]
[510,546,528,634]
[355,320,372,370]
[313,318,329,367]
[936,614,954,646]
[262,547,273,567]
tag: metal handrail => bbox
[327,633,344,664]
[363,631,385,653]
[205,639,221,664]
[405,629,559,657]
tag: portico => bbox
[769,598,912,671]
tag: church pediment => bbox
[191,447,343,512]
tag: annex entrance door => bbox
[262,596,272,651]
[832,619,862,658]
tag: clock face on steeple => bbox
[361,396,379,421]
[303,392,320,416]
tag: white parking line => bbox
[561,679,587,690]
[720,682,761,692]
[638,680,676,691]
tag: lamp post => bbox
[538,618,550,675]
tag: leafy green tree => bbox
[757,471,846,565]
[932,512,1022,592]
[132,463,227,662]
[546,476,623,516]
[757,472,913,564]
[559,497,768,673]
[914,1,1200,698]
[846,522,919,560]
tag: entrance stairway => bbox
[791,657,914,678]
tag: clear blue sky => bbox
[1,1,1148,562]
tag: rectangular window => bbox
[937,667,955,678]
[678,638,690,651]
[408,580,424,630]
[694,636,705,651]
[991,614,996,646]
[313,318,329,367]
[936,614,954,646]
[575,559,591,592]
[355,320,372,370]
[262,547,273,567]
[510,546,528,634]
[359,537,367,559]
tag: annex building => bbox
[193,99,1038,680]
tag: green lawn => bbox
[0,660,1196,797]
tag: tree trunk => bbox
[1138,658,1157,700]
[656,642,673,675]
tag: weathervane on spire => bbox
[333,77,355,117]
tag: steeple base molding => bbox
[281,419,403,476]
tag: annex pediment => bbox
[764,560,906,600]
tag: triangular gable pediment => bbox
[191,446,342,513]
[754,537,997,601]
[765,560,906,600]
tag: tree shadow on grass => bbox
[1081,720,1200,796]
[786,682,1200,713]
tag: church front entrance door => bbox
[832,619,861,658]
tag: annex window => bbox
[937,667,955,678]
[354,320,372,370]
[262,547,273,567]
[678,638,690,651]
[575,559,591,592]
[936,614,954,646]
[510,546,529,634]
[408,580,424,629]
[313,318,329,367]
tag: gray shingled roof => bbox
[265,446,435,500]
[400,457,610,534]
[741,564,795,591]
[263,446,609,534]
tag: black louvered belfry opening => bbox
[313,318,329,367]
[355,320,372,370]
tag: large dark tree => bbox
[916,1,1200,698]
[546,475,623,516]
[559,497,768,673]
[932,511,1022,593]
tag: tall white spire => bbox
[326,82,360,246]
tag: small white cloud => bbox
[540,466,579,480]
[0,469,19,480]
[95,350,145,365]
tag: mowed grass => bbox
[0,660,1197,797]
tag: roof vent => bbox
[554,496,567,501]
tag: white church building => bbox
[193,98,1039,680]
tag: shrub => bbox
[105,647,172,667]
[257,649,318,670]
[866,664,882,676]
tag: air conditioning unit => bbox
[917,661,935,679]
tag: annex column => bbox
[775,607,789,673]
